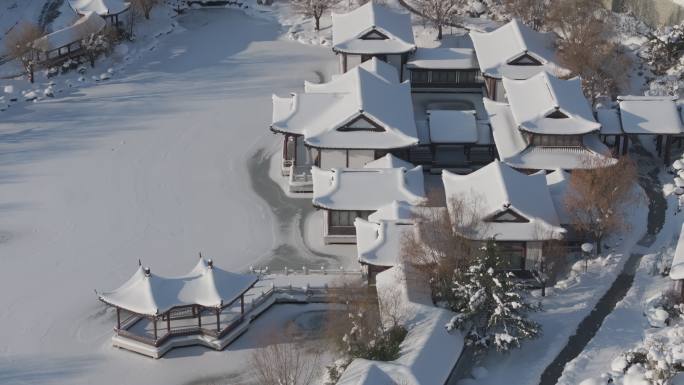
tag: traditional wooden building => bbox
[406,47,483,90]
[484,71,614,171]
[97,256,258,358]
[597,96,683,164]
[442,160,566,272]
[33,11,107,65]
[69,0,131,26]
[312,165,426,244]
[470,19,567,102]
[271,58,418,192]
[332,2,415,75]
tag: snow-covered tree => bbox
[326,285,407,362]
[640,23,684,76]
[291,0,339,31]
[501,0,546,31]
[82,32,110,68]
[445,240,541,353]
[414,0,463,40]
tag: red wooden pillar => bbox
[622,135,629,156]
[116,308,121,329]
[216,308,221,332]
[613,135,621,156]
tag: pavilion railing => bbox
[114,285,365,348]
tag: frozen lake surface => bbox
[0,8,336,385]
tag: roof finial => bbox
[207,259,214,269]
[144,267,151,277]
[138,259,141,266]
[199,252,202,259]
[503,202,511,208]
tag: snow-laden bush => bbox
[613,327,684,384]
[445,240,541,353]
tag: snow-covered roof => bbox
[484,97,615,170]
[503,72,601,135]
[469,19,566,79]
[545,168,572,224]
[356,218,414,267]
[364,153,415,169]
[671,224,684,280]
[69,0,130,16]
[332,2,415,55]
[271,58,418,150]
[428,110,478,143]
[337,265,463,385]
[406,47,478,70]
[368,200,417,222]
[311,166,426,211]
[98,257,258,316]
[617,96,684,135]
[33,12,106,52]
[442,160,565,241]
[596,108,624,135]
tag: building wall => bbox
[387,54,403,77]
[319,149,375,169]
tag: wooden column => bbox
[153,317,158,340]
[343,53,348,73]
[614,135,621,156]
[665,136,672,166]
[216,308,221,332]
[622,135,629,156]
[116,308,121,330]
[198,306,202,328]
[240,294,245,315]
[166,312,171,333]
[657,135,663,156]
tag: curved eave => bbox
[304,141,418,151]
[517,126,601,136]
[331,46,416,55]
[269,125,303,136]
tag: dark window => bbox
[489,209,529,223]
[508,53,543,66]
[497,242,526,270]
[361,29,389,40]
[411,70,429,84]
[329,210,373,235]
[431,70,458,83]
[338,115,385,132]
[546,109,569,119]
[531,134,582,147]
[361,54,387,63]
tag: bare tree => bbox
[325,282,407,362]
[291,0,339,31]
[546,0,631,104]
[564,155,640,252]
[414,0,462,40]
[502,0,546,31]
[4,21,43,83]
[250,326,322,385]
[130,0,160,20]
[400,194,485,304]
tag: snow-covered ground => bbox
[556,161,684,385]
[452,186,649,385]
[0,7,341,385]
